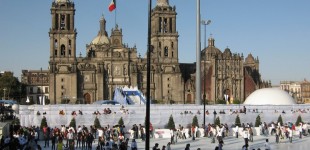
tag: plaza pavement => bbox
[37,134,310,150]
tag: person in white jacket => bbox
[288,127,293,143]
[299,123,303,139]
[235,125,239,138]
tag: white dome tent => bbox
[244,88,297,105]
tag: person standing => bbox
[242,128,249,146]
[299,123,303,139]
[191,125,196,140]
[43,126,50,148]
[275,127,280,143]
[264,139,271,150]
[235,125,239,138]
[288,127,293,143]
[57,137,64,150]
[249,127,253,142]
[87,132,94,150]
[153,143,160,150]
[166,142,171,150]
[51,132,56,150]
[185,143,190,150]
[170,129,174,144]
[130,139,137,150]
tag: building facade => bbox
[183,38,270,104]
[21,70,49,104]
[301,80,310,104]
[21,0,269,104]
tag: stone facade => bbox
[21,70,49,104]
[21,0,269,104]
[45,0,184,104]
[183,38,271,104]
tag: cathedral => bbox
[22,0,270,105]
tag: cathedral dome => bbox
[91,34,110,45]
[244,88,296,105]
[91,16,110,45]
[204,37,222,55]
[55,0,69,3]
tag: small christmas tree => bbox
[166,114,175,129]
[277,115,283,126]
[12,117,20,126]
[94,117,101,128]
[69,117,76,130]
[214,116,221,126]
[192,115,199,127]
[255,115,261,127]
[40,116,48,129]
[235,115,241,127]
[118,117,124,126]
[295,115,303,126]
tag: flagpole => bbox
[115,0,117,27]
[196,0,201,104]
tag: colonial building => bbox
[21,0,269,104]
[183,37,270,104]
[21,70,49,104]
[280,81,302,102]
[300,80,310,104]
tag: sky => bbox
[0,0,310,86]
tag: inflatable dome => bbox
[244,88,296,105]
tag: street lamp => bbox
[41,68,44,105]
[201,19,211,128]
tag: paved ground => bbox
[37,134,310,150]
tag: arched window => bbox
[171,42,174,48]
[54,40,58,48]
[61,44,66,56]
[69,40,71,48]
[164,46,168,57]
[60,15,65,30]
[172,51,174,58]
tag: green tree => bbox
[166,114,175,129]
[192,115,199,127]
[255,115,261,127]
[216,99,226,104]
[295,115,303,126]
[277,115,283,126]
[69,117,76,129]
[118,117,124,126]
[12,117,20,126]
[0,72,21,100]
[214,116,221,126]
[94,117,101,128]
[233,99,241,104]
[40,116,48,129]
[235,115,241,127]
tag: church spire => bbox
[157,0,169,7]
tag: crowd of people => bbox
[5,104,310,150]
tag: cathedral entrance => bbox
[186,94,192,103]
[84,93,91,104]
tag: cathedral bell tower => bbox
[151,0,179,63]
[49,0,77,61]
[49,0,77,104]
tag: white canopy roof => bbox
[244,88,296,105]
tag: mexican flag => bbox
[109,0,116,12]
